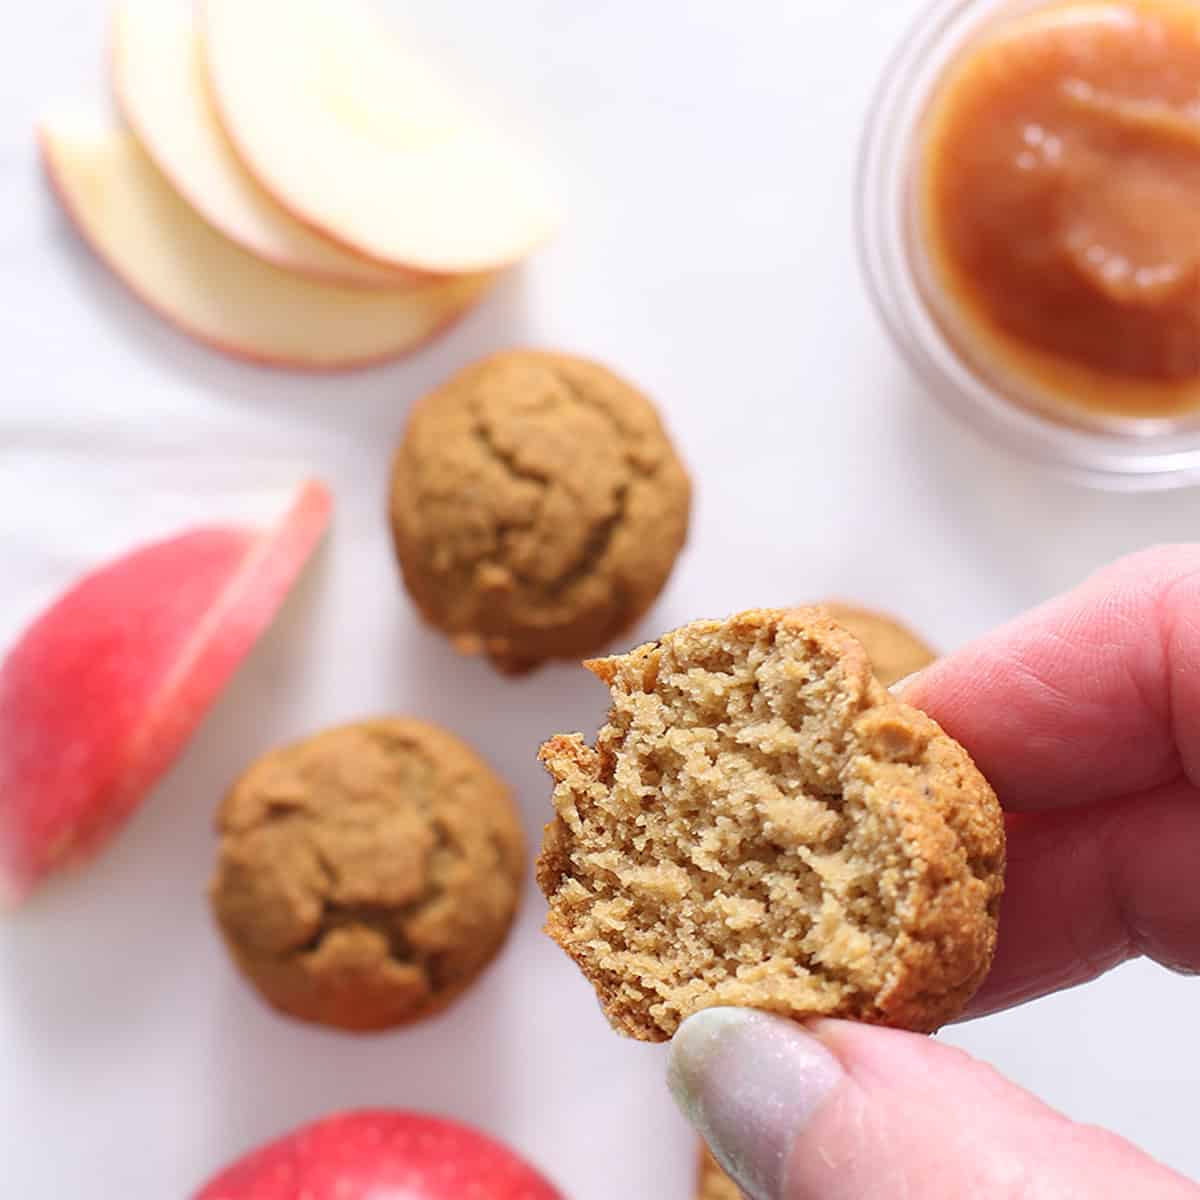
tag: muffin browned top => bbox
[211,718,524,1032]
[389,350,691,674]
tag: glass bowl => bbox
[856,0,1200,491]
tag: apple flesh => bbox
[0,479,331,907]
[111,0,420,289]
[201,0,564,274]
[39,112,495,370]
[194,1111,565,1200]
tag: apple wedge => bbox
[201,0,564,274]
[112,0,419,289]
[39,112,494,370]
[0,478,331,907]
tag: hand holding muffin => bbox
[669,549,1200,1200]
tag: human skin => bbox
[669,545,1200,1200]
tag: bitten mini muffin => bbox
[819,601,936,688]
[536,608,1004,1041]
[389,350,691,674]
[210,718,525,1032]
[696,1144,741,1200]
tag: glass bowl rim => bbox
[855,0,1200,492]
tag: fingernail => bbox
[667,1009,843,1200]
[889,667,928,696]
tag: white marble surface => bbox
[1,1,1196,1195]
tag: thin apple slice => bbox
[0,478,331,907]
[39,112,494,370]
[201,0,564,274]
[112,0,419,289]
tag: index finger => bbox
[901,545,1200,1011]
[904,544,1200,812]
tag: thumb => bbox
[667,1009,1197,1200]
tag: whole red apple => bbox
[195,1110,565,1200]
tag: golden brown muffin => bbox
[388,350,691,674]
[818,602,936,688]
[536,608,1004,1041]
[697,1144,742,1200]
[210,718,525,1032]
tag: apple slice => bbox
[0,478,331,907]
[111,0,419,289]
[39,112,494,370]
[201,0,564,274]
[194,1111,565,1200]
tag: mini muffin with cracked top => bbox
[210,718,524,1032]
[536,608,1004,1041]
[388,350,691,675]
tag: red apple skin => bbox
[0,479,331,906]
[194,1111,565,1200]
